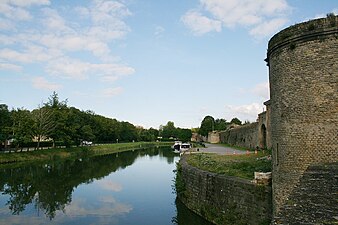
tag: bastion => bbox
[266,15,338,223]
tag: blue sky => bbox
[0,0,337,129]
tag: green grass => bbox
[216,143,252,151]
[0,142,172,164]
[186,151,272,180]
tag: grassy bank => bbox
[186,151,272,180]
[0,142,172,164]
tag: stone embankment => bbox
[177,156,272,225]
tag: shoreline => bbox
[0,142,173,165]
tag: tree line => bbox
[197,115,244,137]
[0,92,192,151]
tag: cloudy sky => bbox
[0,0,337,129]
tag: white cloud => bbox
[225,102,263,122]
[0,0,49,21]
[3,0,50,7]
[64,196,132,217]
[0,17,14,30]
[0,0,135,90]
[32,76,61,91]
[251,82,269,99]
[41,8,73,34]
[182,0,291,38]
[0,62,22,72]
[98,180,122,192]
[0,2,32,20]
[101,87,123,97]
[0,46,58,63]
[46,58,134,80]
[249,18,288,38]
[181,10,222,35]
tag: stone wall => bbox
[274,162,338,224]
[266,15,338,221]
[207,131,220,143]
[177,156,272,225]
[220,122,259,149]
[218,106,272,150]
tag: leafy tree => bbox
[44,91,68,109]
[31,106,55,150]
[11,108,34,150]
[230,117,242,125]
[0,104,12,149]
[119,121,138,142]
[199,116,215,136]
[44,92,69,147]
[176,128,192,142]
[214,118,228,131]
[161,121,177,139]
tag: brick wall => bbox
[267,15,338,221]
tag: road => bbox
[197,143,247,155]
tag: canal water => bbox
[0,147,212,225]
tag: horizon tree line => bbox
[0,92,192,151]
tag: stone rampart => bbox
[220,122,259,149]
[266,15,338,222]
[274,162,338,224]
[177,156,272,225]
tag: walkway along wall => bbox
[266,15,338,224]
[176,156,272,225]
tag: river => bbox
[0,147,212,225]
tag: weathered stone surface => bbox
[266,15,338,223]
[219,106,272,150]
[178,156,272,225]
[273,163,338,224]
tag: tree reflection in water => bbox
[0,148,156,219]
[0,147,210,224]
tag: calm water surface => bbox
[0,147,212,225]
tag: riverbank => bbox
[0,142,172,165]
[176,155,272,225]
[185,149,271,180]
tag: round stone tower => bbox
[266,15,338,223]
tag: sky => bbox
[0,0,337,129]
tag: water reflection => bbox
[0,150,141,220]
[0,147,210,224]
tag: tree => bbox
[230,117,242,125]
[176,128,192,142]
[214,118,228,131]
[0,104,12,149]
[31,106,55,150]
[44,92,69,147]
[44,91,68,109]
[161,121,177,139]
[11,108,34,150]
[199,116,215,136]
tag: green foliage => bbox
[0,92,169,150]
[198,116,215,136]
[0,104,12,145]
[230,117,242,125]
[186,152,272,180]
[214,118,228,131]
[174,163,186,197]
[160,121,192,142]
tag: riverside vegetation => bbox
[0,142,172,165]
[185,150,272,180]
